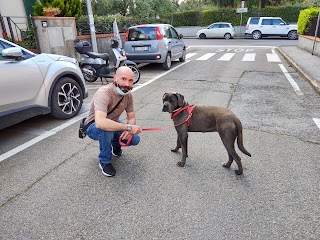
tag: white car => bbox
[0,38,88,130]
[196,22,235,39]
[245,17,298,40]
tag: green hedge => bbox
[76,5,306,34]
[297,7,320,35]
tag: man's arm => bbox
[94,110,142,135]
[95,111,127,131]
[127,111,136,125]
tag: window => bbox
[249,18,260,24]
[164,26,172,38]
[129,27,157,41]
[262,19,272,25]
[272,19,286,25]
[170,27,179,39]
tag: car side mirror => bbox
[2,47,23,60]
[179,34,183,39]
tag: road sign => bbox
[236,8,248,13]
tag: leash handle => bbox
[119,134,133,146]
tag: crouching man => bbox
[84,66,142,177]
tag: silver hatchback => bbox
[124,24,186,70]
[0,38,88,130]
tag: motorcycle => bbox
[74,39,140,84]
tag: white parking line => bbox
[279,64,304,96]
[313,118,320,130]
[0,113,86,162]
[0,60,191,162]
[196,53,216,60]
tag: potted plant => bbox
[42,6,61,17]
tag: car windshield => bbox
[128,27,157,41]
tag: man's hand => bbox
[120,124,142,140]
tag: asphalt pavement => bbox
[277,46,320,94]
[1,43,320,239]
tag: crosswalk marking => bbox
[242,53,256,61]
[186,52,282,63]
[313,118,320,130]
[218,53,235,61]
[186,53,197,59]
[267,53,281,62]
[196,53,216,60]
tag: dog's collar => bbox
[171,104,195,126]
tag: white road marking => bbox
[218,53,235,61]
[313,118,320,130]
[242,53,256,62]
[186,53,197,59]
[189,45,274,49]
[267,53,281,62]
[278,64,304,96]
[0,113,86,162]
[0,60,191,162]
[196,53,216,60]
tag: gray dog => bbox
[162,92,251,175]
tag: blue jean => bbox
[86,122,140,164]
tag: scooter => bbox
[74,39,140,84]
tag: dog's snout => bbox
[162,102,169,112]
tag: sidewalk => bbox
[277,45,320,94]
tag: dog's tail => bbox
[235,119,251,157]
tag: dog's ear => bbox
[162,93,167,101]
[176,93,185,107]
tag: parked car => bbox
[245,17,298,40]
[0,38,88,130]
[124,24,186,70]
[196,22,235,39]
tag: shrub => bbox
[297,7,320,35]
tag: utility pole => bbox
[86,0,98,52]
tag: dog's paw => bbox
[177,161,185,167]
[235,169,243,175]
[171,148,179,153]
[222,163,230,169]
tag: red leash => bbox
[119,105,195,146]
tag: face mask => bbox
[115,81,131,96]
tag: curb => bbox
[276,47,320,94]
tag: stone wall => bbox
[298,35,320,58]
[32,16,78,58]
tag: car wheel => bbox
[127,65,140,84]
[82,65,98,82]
[179,48,186,62]
[50,77,83,119]
[224,33,231,39]
[162,53,172,70]
[288,30,298,40]
[252,30,262,40]
[199,33,206,39]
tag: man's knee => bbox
[131,135,140,146]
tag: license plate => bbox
[134,46,148,51]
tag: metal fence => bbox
[0,14,38,50]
